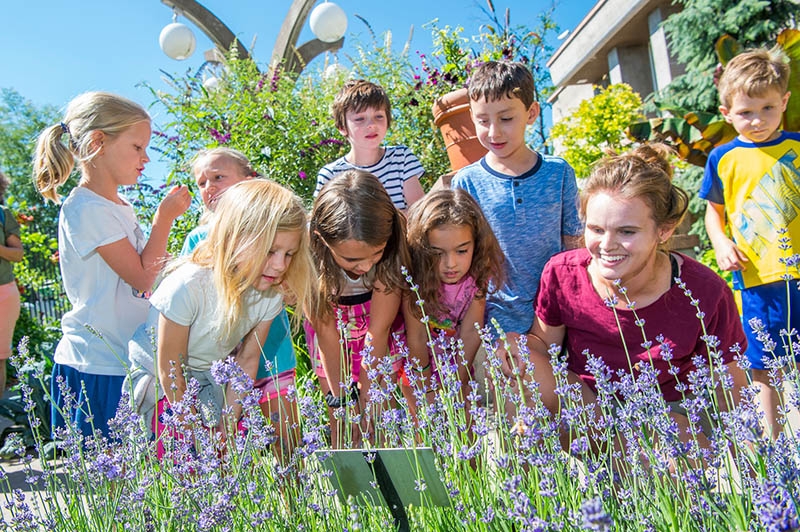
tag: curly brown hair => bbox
[406,188,504,319]
[309,169,411,321]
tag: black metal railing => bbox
[17,219,69,326]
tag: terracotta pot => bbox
[432,88,487,172]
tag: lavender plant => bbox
[2,269,800,530]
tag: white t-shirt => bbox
[338,268,374,297]
[56,187,150,376]
[143,262,283,371]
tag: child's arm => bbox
[705,201,748,271]
[402,176,425,211]
[459,296,486,369]
[0,234,23,263]
[363,282,402,381]
[402,294,432,372]
[227,319,272,422]
[310,312,349,398]
[157,314,191,405]
[97,184,191,293]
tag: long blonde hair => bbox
[33,91,150,203]
[191,179,316,339]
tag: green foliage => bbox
[660,0,798,113]
[0,92,64,449]
[0,89,76,235]
[148,7,559,250]
[146,54,350,251]
[0,347,52,451]
[629,27,800,169]
[10,215,59,291]
[627,110,737,168]
[550,84,643,178]
[778,29,800,131]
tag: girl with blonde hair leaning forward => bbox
[128,179,316,464]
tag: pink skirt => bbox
[305,298,406,383]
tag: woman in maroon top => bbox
[502,145,749,448]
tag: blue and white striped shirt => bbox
[315,145,424,210]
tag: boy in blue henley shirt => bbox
[452,61,583,335]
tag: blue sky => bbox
[1,0,595,180]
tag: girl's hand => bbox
[158,185,191,222]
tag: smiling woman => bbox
[501,143,750,451]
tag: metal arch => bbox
[160,0,345,76]
[161,0,251,60]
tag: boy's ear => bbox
[719,105,732,123]
[781,91,791,112]
[526,102,541,125]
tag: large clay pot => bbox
[432,88,488,172]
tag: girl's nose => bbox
[271,254,289,273]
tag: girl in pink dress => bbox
[403,188,504,421]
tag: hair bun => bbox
[630,143,674,179]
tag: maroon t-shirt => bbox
[535,249,746,402]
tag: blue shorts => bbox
[51,363,125,439]
[742,280,800,370]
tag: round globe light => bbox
[309,2,347,43]
[324,62,349,80]
[203,76,220,91]
[159,22,196,60]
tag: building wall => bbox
[547,0,683,134]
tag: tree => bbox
[660,0,798,113]
[550,83,643,178]
[0,89,73,235]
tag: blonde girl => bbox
[403,189,503,416]
[33,91,190,438]
[180,147,299,445]
[128,179,315,462]
[307,169,410,447]
[180,147,259,254]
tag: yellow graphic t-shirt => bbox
[700,131,800,289]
